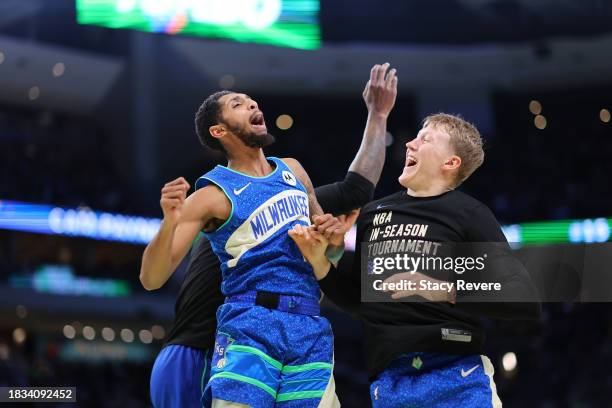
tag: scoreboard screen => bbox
[76,0,321,50]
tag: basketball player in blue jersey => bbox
[146,63,397,408]
[140,65,398,408]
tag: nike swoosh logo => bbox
[461,365,479,378]
[376,203,390,209]
[233,182,251,195]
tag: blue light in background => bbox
[2,199,611,247]
[10,264,131,297]
[0,200,161,244]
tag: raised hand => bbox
[363,62,398,118]
[160,177,191,225]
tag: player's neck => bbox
[226,148,273,177]
[406,179,454,197]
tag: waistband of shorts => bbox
[225,290,320,316]
[387,352,479,374]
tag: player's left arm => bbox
[454,203,541,320]
[282,157,324,219]
[282,157,345,264]
[349,62,398,185]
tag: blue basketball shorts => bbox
[370,353,502,408]
[203,302,335,408]
[150,344,212,408]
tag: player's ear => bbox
[209,124,226,140]
[442,155,461,171]
[443,155,461,171]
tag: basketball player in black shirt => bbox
[290,113,540,407]
[145,63,398,408]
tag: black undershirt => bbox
[318,189,541,379]
[164,171,374,350]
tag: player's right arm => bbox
[139,177,227,291]
[348,62,397,186]
[312,63,397,216]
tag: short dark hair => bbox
[195,90,232,153]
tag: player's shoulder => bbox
[194,165,228,191]
[186,184,228,212]
[191,183,225,197]
[279,157,303,174]
[449,189,497,219]
[279,157,310,184]
[279,157,300,166]
[448,189,483,207]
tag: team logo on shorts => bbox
[213,333,234,370]
[412,356,423,370]
[282,171,297,186]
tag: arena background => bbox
[1,0,611,406]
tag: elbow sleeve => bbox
[314,172,375,215]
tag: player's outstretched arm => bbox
[348,62,398,185]
[139,178,225,291]
[313,63,397,214]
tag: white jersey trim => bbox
[225,189,310,268]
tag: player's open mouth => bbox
[406,156,418,167]
[250,112,266,131]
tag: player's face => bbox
[218,93,274,148]
[399,124,455,190]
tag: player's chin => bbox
[398,167,414,188]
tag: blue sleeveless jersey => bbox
[195,157,319,301]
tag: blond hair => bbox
[423,113,484,186]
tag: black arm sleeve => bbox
[453,203,541,320]
[313,171,374,215]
